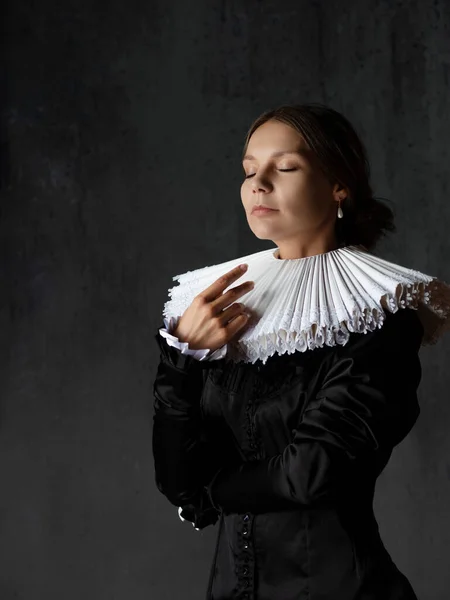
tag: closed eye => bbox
[244,168,297,179]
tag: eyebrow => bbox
[242,150,308,162]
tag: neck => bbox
[274,231,339,260]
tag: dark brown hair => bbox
[242,103,395,250]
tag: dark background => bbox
[1,0,450,598]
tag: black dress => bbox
[152,307,423,600]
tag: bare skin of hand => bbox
[172,264,255,352]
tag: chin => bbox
[247,226,277,241]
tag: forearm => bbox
[152,401,219,506]
[206,436,341,514]
[152,330,222,529]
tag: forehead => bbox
[244,120,311,161]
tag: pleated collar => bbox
[162,244,450,364]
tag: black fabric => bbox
[152,308,423,600]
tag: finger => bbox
[225,312,250,342]
[201,264,248,303]
[212,281,254,313]
[216,301,247,326]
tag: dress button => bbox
[243,541,249,550]
[243,514,250,522]
[242,577,250,588]
[242,527,249,536]
[243,566,249,576]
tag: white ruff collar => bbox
[162,245,450,364]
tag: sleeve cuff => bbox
[176,492,220,530]
[159,316,227,362]
[178,506,200,530]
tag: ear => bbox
[332,183,348,202]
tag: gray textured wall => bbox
[1,0,450,598]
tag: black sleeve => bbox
[152,327,220,529]
[205,308,424,515]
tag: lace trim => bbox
[226,278,449,364]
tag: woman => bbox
[152,103,450,600]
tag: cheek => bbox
[282,180,331,217]
[240,182,247,203]
[293,173,329,198]
[240,181,253,207]
[282,176,315,205]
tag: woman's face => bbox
[240,119,346,254]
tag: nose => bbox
[251,174,271,193]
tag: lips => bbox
[251,205,277,214]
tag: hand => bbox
[172,264,255,353]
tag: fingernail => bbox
[240,264,248,271]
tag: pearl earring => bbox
[337,198,344,219]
